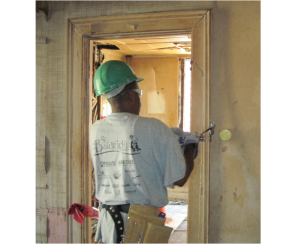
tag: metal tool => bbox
[194,121,215,142]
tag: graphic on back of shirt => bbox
[93,134,143,200]
[93,135,142,155]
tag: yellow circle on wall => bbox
[220,130,232,141]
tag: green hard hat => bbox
[94,60,144,97]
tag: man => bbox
[90,60,195,243]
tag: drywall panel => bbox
[209,1,260,243]
[127,57,179,127]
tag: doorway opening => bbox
[89,35,192,242]
[67,10,211,243]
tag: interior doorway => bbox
[89,36,192,242]
[67,10,211,243]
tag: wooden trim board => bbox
[189,10,211,243]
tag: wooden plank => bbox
[90,18,201,35]
[90,30,193,41]
[69,10,210,24]
[67,22,83,244]
[82,37,92,243]
[167,179,190,202]
[168,192,188,202]
[72,26,83,243]
[69,10,209,36]
[187,10,211,243]
[179,58,184,130]
[66,19,73,244]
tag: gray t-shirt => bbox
[89,112,186,208]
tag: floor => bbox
[164,201,188,243]
[168,217,187,243]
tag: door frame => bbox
[67,9,211,243]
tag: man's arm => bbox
[174,143,195,187]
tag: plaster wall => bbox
[36,1,260,243]
[209,1,260,243]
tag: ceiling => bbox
[93,35,192,57]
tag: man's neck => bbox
[111,105,135,114]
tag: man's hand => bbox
[170,127,199,159]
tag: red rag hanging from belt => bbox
[67,203,99,224]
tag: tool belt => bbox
[122,204,173,243]
[102,204,130,243]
